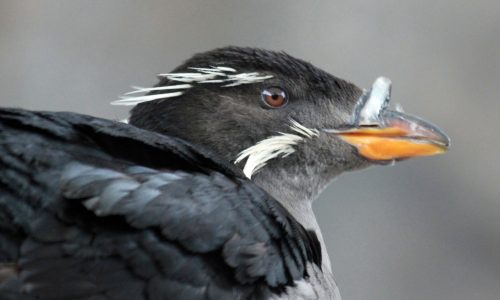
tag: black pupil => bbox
[271,94,279,100]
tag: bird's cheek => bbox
[314,134,369,169]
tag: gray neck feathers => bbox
[252,165,335,272]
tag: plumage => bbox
[0,46,449,299]
[0,109,321,299]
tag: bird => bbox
[0,47,449,299]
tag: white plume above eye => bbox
[123,84,193,95]
[111,66,273,106]
[235,119,319,179]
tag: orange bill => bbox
[334,110,450,161]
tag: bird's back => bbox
[0,108,328,300]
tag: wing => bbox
[0,108,321,300]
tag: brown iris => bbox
[261,87,288,108]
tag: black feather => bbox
[0,108,322,299]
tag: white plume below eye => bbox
[111,66,273,106]
[235,120,319,179]
[289,119,320,138]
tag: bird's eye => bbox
[261,87,288,108]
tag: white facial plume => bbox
[235,119,319,179]
[111,66,273,106]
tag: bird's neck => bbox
[284,197,332,273]
[253,169,333,272]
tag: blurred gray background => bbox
[1,1,499,299]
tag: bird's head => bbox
[118,47,449,203]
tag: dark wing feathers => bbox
[0,108,321,299]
